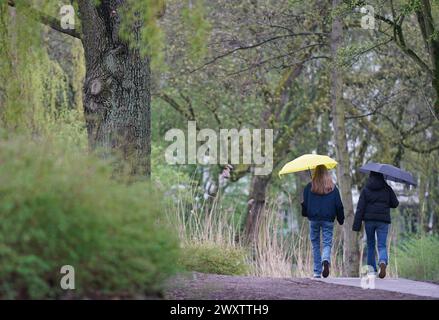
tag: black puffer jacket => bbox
[352,173,399,231]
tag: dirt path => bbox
[165,273,438,300]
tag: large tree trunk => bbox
[418,172,428,233]
[416,0,439,118]
[244,173,271,244]
[78,0,151,177]
[429,168,439,234]
[330,0,360,276]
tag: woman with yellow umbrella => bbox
[279,154,344,278]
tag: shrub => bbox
[395,235,439,281]
[179,243,249,276]
[0,136,180,299]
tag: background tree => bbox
[330,0,360,277]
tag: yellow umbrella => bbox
[278,154,337,177]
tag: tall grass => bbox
[165,182,296,277]
[395,235,439,281]
[251,202,293,277]
[165,185,248,275]
[167,186,239,247]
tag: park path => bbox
[165,272,439,300]
[318,277,439,299]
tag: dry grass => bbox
[166,186,239,248]
[251,202,293,277]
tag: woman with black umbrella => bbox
[352,171,399,278]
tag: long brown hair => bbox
[311,165,335,195]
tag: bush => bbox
[0,136,180,299]
[179,243,249,276]
[396,235,439,281]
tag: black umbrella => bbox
[359,162,417,187]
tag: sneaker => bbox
[378,262,386,279]
[313,274,321,278]
[322,260,330,278]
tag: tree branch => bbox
[190,32,327,74]
[401,141,439,154]
[224,42,325,77]
[353,0,432,75]
[155,92,196,121]
[345,99,390,147]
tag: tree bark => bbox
[244,173,271,244]
[78,0,151,177]
[416,0,439,118]
[330,0,360,276]
[418,172,427,233]
[429,165,439,234]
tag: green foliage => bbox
[151,144,196,207]
[396,235,439,281]
[179,243,249,276]
[0,136,180,299]
[181,0,211,60]
[0,1,83,135]
[401,0,422,14]
[0,1,43,128]
[118,0,166,68]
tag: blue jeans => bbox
[309,220,334,275]
[365,221,389,272]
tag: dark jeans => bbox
[365,221,389,272]
[309,220,334,276]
